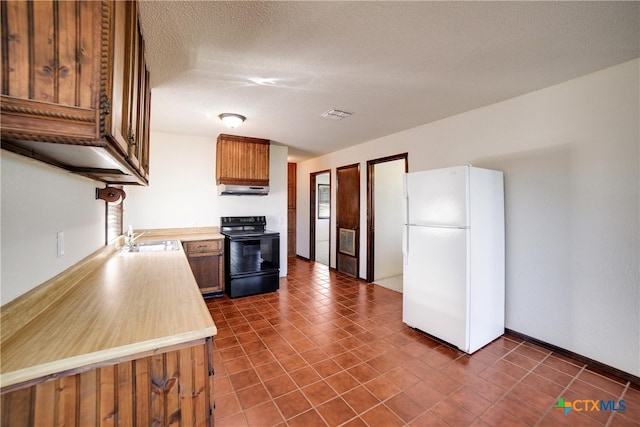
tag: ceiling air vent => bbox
[321,109,353,120]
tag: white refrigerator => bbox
[402,165,505,354]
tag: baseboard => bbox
[505,328,639,386]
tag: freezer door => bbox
[405,166,469,227]
[403,225,469,351]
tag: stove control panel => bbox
[220,216,267,229]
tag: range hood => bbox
[218,184,269,196]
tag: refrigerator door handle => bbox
[402,224,409,265]
[407,224,470,230]
[402,175,409,266]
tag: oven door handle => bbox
[228,235,278,242]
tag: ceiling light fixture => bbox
[219,113,246,129]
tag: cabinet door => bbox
[185,252,223,295]
[138,67,151,179]
[0,0,102,142]
[1,1,100,108]
[123,4,151,179]
[106,0,149,182]
[126,3,142,172]
[0,0,150,186]
[216,135,270,186]
[105,0,130,156]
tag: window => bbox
[105,186,123,244]
[317,184,330,219]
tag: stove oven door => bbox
[224,233,280,298]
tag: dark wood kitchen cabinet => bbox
[216,134,270,186]
[1,339,215,426]
[183,239,224,297]
[0,0,151,185]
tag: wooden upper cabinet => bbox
[0,0,151,185]
[216,134,270,186]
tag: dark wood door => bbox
[336,163,360,277]
[287,163,297,257]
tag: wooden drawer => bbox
[184,239,223,253]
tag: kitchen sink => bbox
[129,240,181,252]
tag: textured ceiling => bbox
[138,1,639,162]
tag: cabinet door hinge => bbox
[103,97,111,115]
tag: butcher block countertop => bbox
[0,227,222,391]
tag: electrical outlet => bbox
[57,231,64,258]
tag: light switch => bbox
[57,231,64,258]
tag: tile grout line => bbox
[235,291,379,426]
[211,261,636,427]
[470,339,553,426]
[606,379,631,427]
[531,353,584,426]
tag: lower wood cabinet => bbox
[184,239,224,297]
[1,338,214,426]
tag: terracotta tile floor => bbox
[206,258,639,426]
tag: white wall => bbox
[1,152,105,304]
[297,59,639,376]
[123,132,219,229]
[125,132,288,276]
[315,172,330,240]
[373,160,404,280]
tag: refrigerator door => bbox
[403,225,469,351]
[405,166,469,227]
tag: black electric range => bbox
[220,216,280,298]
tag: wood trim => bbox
[0,1,8,94]
[365,153,408,282]
[505,329,640,386]
[0,95,99,142]
[217,133,271,145]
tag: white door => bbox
[405,166,469,227]
[403,225,469,350]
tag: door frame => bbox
[366,153,408,282]
[309,169,331,263]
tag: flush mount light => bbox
[321,109,353,120]
[249,77,277,85]
[219,113,246,129]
